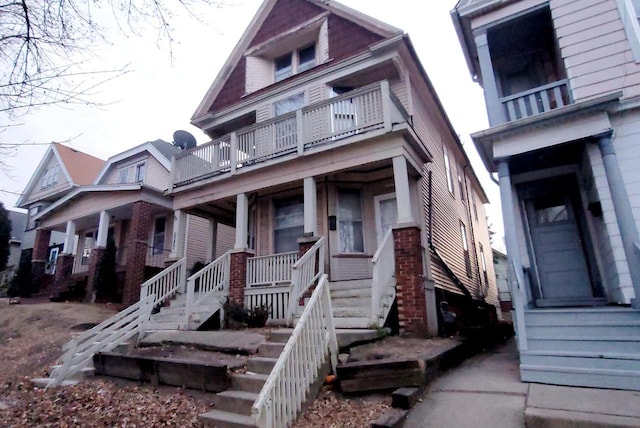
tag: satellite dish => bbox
[173,130,197,150]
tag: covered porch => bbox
[473,94,640,390]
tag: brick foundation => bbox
[86,247,106,302]
[229,251,251,304]
[51,254,75,296]
[31,229,51,290]
[122,201,152,306]
[393,226,428,336]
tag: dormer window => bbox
[118,161,146,184]
[41,165,59,188]
[274,43,317,83]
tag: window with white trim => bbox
[444,145,454,195]
[117,162,146,184]
[41,165,60,188]
[27,205,42,230]
[274,43,316,82]
[152,217,166,255]
[460,221,472,277]
[338,189,364,253]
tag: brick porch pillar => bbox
[31,228,51,291]
[123,201,152,306]
[51,254,75,296]
[229,249,252,305]
[393,225,428,336]
[85,247,105,302]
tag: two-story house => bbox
[453,0,640,390]
[16,143,105,291]
[166,0,498,336]
[30,139,235,304]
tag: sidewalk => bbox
[404,339,640,427]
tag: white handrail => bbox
[510,259,528,351]
[184,252,230,325]
[287,237,326,324]
[139,257,187,305]
[46,294,156,388]
[247,252,298,287]
[371,230,395,326]
[252,275,337,428]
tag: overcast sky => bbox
[0,0,505,249]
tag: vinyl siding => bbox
[216,223,236,258]
[103,155,148,185]
[24,155,71,205]
[185,214,211,269]
[144,156,170,191]
[552,0,640,101]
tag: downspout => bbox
[426,170,474,303]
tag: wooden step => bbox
[329,280,371,291]
[331,288,372,299]
[331,297,371,308]
[526,336,640,354]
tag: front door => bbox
[521,176,599,305]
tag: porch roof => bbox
[470,92,622,173]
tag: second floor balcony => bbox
[500,79,571,122]
[170,81,409,191]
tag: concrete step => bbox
[199,409,256,428]
[331,297,371,308]
[214,390,258,415]
[150,313,184,323]
[246,357,277,375]
[156,307,186,316]
[333,307,370,318]
[330,287,372,299]
[258,342,285,358]
[333,317,373,329]
[145,321,184,330]
[269,329,293,344]
[231,373,269,393]
[329,279,371,291]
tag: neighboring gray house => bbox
[453,0,640,390]
[0,210,27,287]
[492,249,511,322]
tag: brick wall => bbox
[393,226,428,336]
[229,251,250,304]
[122,201,152,306]
[51,254,74,296]
[31,228,51,290]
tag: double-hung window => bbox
[338,190,364,253]
[41,165,60,188]
[274,43,316,82]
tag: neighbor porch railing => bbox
[171,81,406,189]
[252,274,338,428]
[500,80,570,122]
[370,230,396,327]
[244,285,290,324]
[184,252,230,326]
[247,252,299,287]
[45,293,156,388]
[287,237,326,324]
[139,257,187,306]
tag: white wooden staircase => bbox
[519,307,640,391]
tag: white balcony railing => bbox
[171,81,407,189]
[500,80,570,122]
[246,251,299,287]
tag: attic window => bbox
[41,165,59,188]
[274,43,317,82]
[118,162,146,184]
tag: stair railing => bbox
[184,252,231,326]
[252,274,337,428]
[371,229,395,327]
[139,257,187,306]
[46,293,156,388]
[286,236,326,325]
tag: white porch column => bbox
[207,219,217,260]
[235,193,249,249]
[95,210,110,248]
[171,210,187,258]
[304,177,318,236]
[598,134,640,308]
[474,32,505,126]
[63,220,76,254]
[498,160,528,351]
[393,156,415,224]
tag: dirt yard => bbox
[0,298,396,427]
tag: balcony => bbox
[170,81,409,190]
[500,80,571,122]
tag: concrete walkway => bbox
[404,339,640,427]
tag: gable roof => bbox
[192,0,402,122]
[93,139,182,184]
[16,143,104,208]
